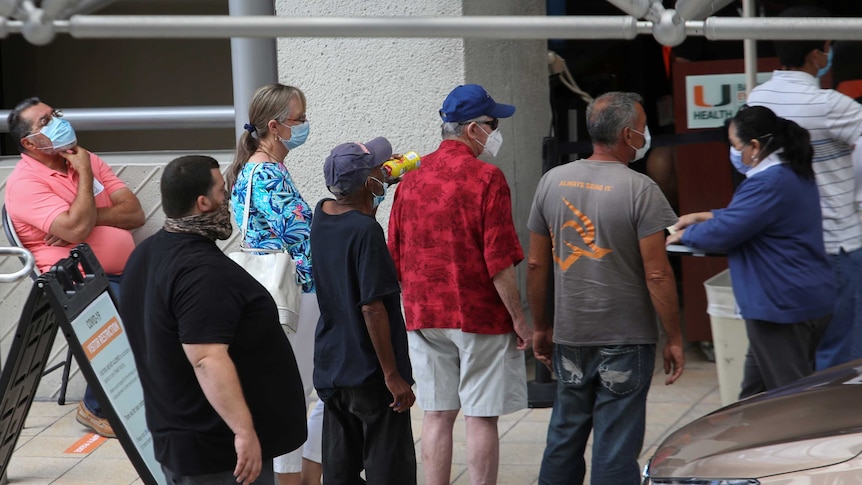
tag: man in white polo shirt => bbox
[747,5,862,370]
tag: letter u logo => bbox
[693,84,731,107]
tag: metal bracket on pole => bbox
[19,0,54,44]
[652,7,686,46]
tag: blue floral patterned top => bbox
[231,162,315,293]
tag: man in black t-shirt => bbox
[120,155,306,485]
[310,137,416,484]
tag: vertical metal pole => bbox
[743,0,757,95]
[229,0,278,140]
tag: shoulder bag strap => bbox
[239,162,262,247]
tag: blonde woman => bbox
[226,84,323,485]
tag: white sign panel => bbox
[685,72,773,129]
[71,292,166,485]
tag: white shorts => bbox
[408,328,527,417]
[274,292,324,473]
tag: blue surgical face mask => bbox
[33,117,77,153]
[280,120,310,150]
[368,176,388,208]
[729,146,750,175]
[817,47,833,79]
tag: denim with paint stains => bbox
[539,343,655,485]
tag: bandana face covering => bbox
[163,198,233,240]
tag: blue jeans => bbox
[83,275,123,417]
[816,248,862,370]
[539,343,655,485]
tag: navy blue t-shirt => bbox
[310,200,413,399]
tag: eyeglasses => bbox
[460,118,499,131]
[281,116,308,125]
[26,109,63,137]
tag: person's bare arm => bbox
[48,146,96,243]
[639,231,685,385]
[492,265,531,350]
[361,299,415,413]
[526,232,553,368]
[182,343,261,485]
[96,187,145,229]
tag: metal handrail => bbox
[0,247,35,283]
[12,14,862,42]
[0,106,234,133]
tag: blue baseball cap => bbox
[324,137,393,195]
[439,84,516,123]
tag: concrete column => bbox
[463,0,550,274]
[229,0,278,140]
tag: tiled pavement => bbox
[2,344,722,484]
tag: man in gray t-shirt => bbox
[526,91,684,485]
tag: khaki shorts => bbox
[408,328,527,417]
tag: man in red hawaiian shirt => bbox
[388,84,531,485]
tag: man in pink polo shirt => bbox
[4,97,145,438]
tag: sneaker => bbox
[75,401,116,438]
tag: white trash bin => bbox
[704,269,749,406]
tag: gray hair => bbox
[441,117,488,139]
[8,97,41,154]
[586,92,643,146]
[441,121,464,138]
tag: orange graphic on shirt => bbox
[551,197,612,271]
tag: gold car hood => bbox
[648,362,862,479]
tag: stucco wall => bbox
[272,0,464,231]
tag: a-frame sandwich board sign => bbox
[0,244,165,484]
